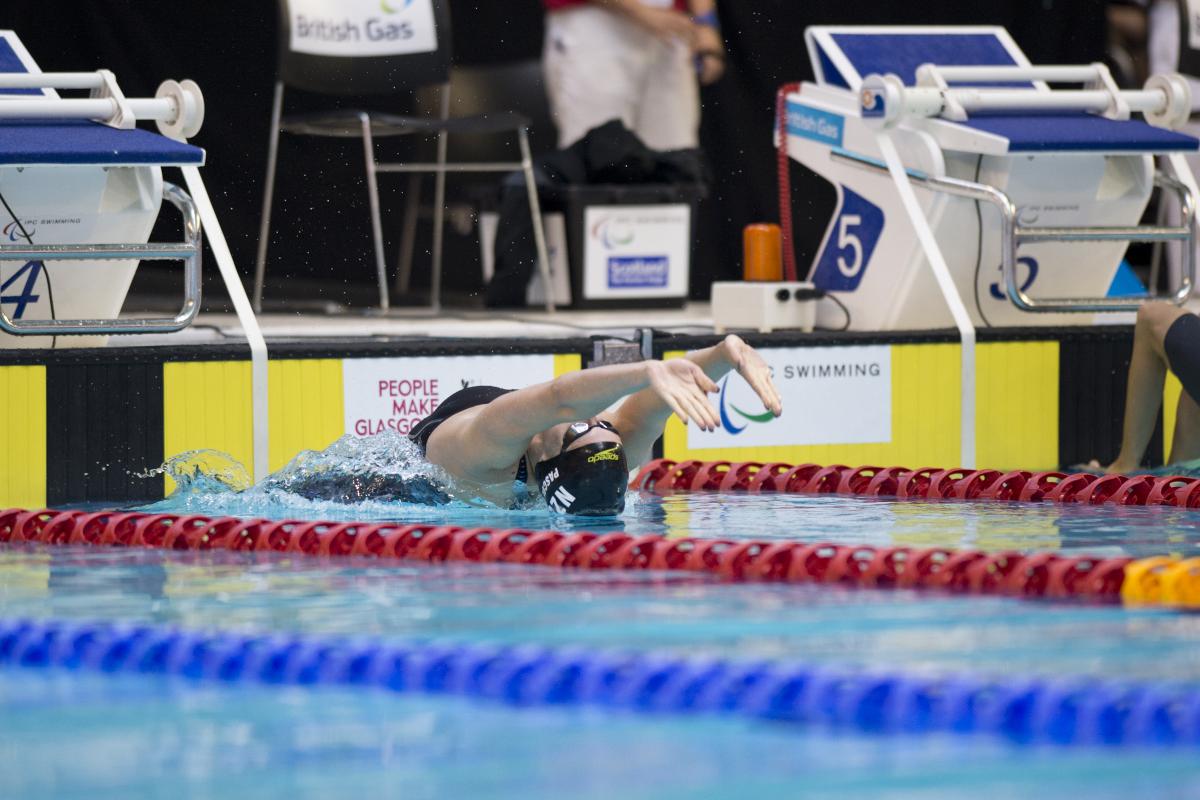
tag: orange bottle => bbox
[743,223,783,281]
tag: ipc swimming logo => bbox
[591,217,635,250]
[717,376,774,435]
[2,221,32,242]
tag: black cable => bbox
[0,188,56,348]
[970,153,992,329]
[822,291,852,332]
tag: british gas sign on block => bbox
[785,101,844,147]
[289,0,438,58]
[687,345,891,450]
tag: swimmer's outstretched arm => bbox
[428,357,721,480]
[609,335,782,468]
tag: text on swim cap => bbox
[548,485,576,513]
[587,447,621,464]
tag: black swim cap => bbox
[534,441,628,516]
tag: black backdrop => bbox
[1,0,1105,306]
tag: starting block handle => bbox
[830,149,1197,313]
[1000,171,1196,312]
[0,71,107,90]
[0,182,202,335]
[862,70,1193,129]
[0,72,205,139]
[917,64,1105,85]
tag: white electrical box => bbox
[712,281,818,334]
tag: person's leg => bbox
[1107,302,1191,473]
[1168,388,1200,464]
[543,8,650,148]
[633,35,700,150]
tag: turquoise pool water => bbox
[3,668,1199,800]
[5,448,1200,797]
[132,444,1200,557]
[1,544,1199,681]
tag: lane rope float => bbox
[630,459,1200,508]
[2,617,1198,749]
[0,507,1196,608]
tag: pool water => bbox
[5,445,1200,797]
[3,545,1200,681]
[138,441,1200,556]
[3,669,1200,800]
[145,478,1200,560]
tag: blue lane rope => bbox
[1,617,1198,748]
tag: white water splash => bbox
[140,433,485,519]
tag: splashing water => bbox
[138,432,546,520]
[137,449,253,493]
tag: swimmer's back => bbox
[409,385,514,454]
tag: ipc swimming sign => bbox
[687,345,891,450]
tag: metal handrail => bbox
[0,181,201,335]
[830,149,1196,313]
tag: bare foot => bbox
[1072,459,1133,475]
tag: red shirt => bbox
[544,0,688,11]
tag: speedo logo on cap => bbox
[548,485,576,513]
[587,447,621,464]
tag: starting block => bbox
[0,31,213,348]
[785,26,1200,330]
[0,30,269,480]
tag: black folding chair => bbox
[253,0,553,312]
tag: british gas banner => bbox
[687,345,891,449]
[288,0,438,58]
[342,355,555,438]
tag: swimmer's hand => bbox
[646,359,721,431]
[722,334,783,417]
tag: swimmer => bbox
[409,334,782,515]
[1095,302,1200,473]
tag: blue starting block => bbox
[763,25,1200,469]
[0,30,269,480]
[0,29,210,348]
[785,25,1200,331]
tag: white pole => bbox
[950,88,1163,114]
[0,72,106,90]
[929,65,1103,83]
[895,87,1167,118]
[0,97,179,120]
[876,133,977,469]
[181,167,271,483]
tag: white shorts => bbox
[543,6,700,151]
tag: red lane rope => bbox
[0,506,1136,604]
[629,459,1200,509]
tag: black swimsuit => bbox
[1165,314,1200,406]
[409,385,528,483]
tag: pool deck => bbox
[118,303,722,349]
